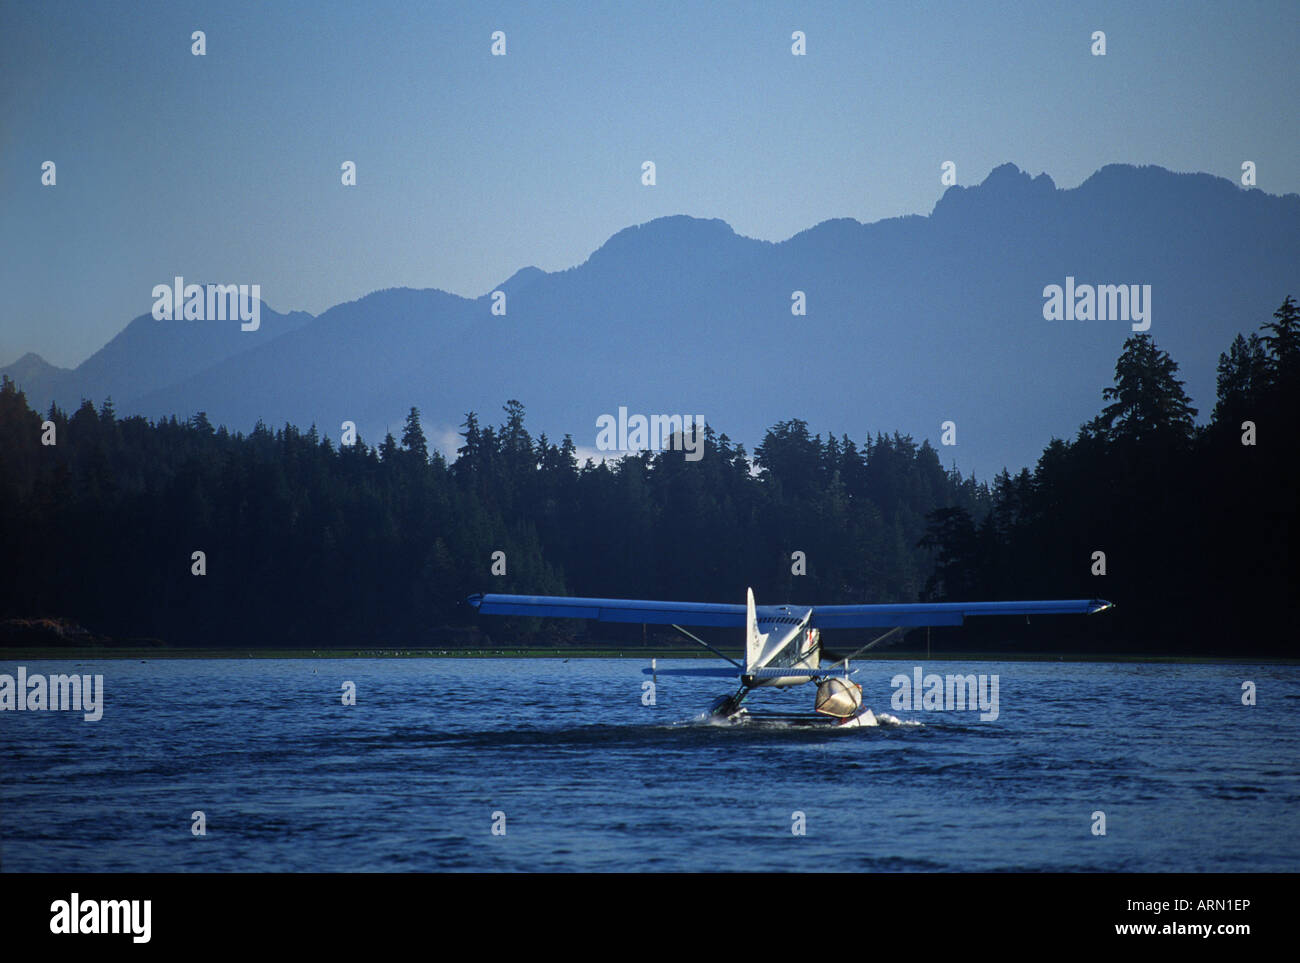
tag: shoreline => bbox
[0,646,1292,664]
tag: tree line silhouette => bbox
[922,297,1298,655]
[1,297,1294,655]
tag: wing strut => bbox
[671,624,742,668]
[826,625,911,663]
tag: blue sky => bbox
[2,0,1297,367]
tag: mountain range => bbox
[5,163,1298,480]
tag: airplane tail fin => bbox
[744,587,763,673]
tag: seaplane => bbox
[467,589,1113,727]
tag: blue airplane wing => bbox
[468,594,1111,628]
[467,593,748,627]
[810,599,1113,629]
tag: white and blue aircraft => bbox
[468,589,1113,727]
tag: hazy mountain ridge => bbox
[4,301,315,416]
[4,163,1297,479]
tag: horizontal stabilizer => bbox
[640,666,741,678]
[744,667,829,679]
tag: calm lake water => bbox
[2,657,1297,872]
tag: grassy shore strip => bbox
[0,646,1293,664]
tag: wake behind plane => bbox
[468,589,1113,727]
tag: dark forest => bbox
[2,298,1295,656]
